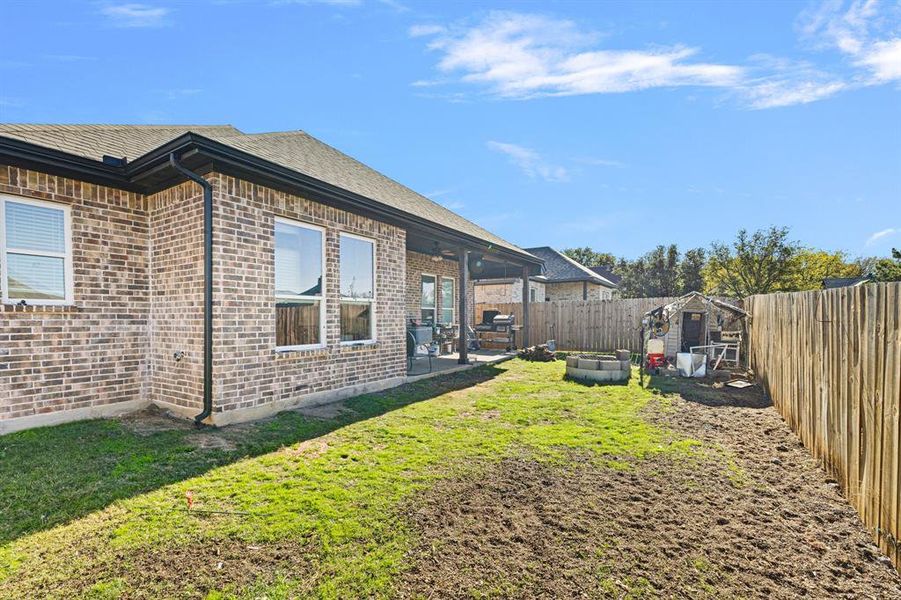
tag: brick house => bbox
[474,246,616,304]
[0,125,541,434]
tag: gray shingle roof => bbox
[822,275,873,289]
[589,266,621,286]
[524,247,616,287]
[0,124,529,258]
[0,124,242,161]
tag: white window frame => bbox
[420,273,437,325]
[274,217,326,351]
[439,276,455,324]
[0,194,74,306]
[339,231,377,345]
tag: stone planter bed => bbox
[564,350,632,383]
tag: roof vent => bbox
[102,155,128,167]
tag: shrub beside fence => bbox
[748,283,901,569]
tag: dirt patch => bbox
[282,438,330,459]
[398,386,901,598]
[295,402,357,420]
[67,535,316,599]
[185,433,239,451]
[118,406,194,436]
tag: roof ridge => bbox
[553,248,612,283]
[222,130,306,139]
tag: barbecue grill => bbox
[492,314,515,332]
[475,313,517,350]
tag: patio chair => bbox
[407,330,433,374]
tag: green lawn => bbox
[0,360,701,599]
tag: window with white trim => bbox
[420,274,436,324]
[440,276,454,324]
[275,218,324,349]
[339,233,375,343]
[1,196,73,305]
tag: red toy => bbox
[646,338,666,371]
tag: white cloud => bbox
[415,12,743,99]
[857,38,901,82]
[575,157,627,168]
[487,141,569,182]
[736,54,848,108]
[409,24,446,37]
[798,0,901,83]
[413,5,901,108]
[378,0,408,12]
[100,3,169,28]
[866,227,898,246]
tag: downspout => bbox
[169,153,213,426]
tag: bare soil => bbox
[398,380,901,599]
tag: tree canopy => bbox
[705,227,799,298]
[874,248,901,282]
[553,230,885,299]
[560,247,617,269]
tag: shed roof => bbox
[0,124,531,259]
[822,275,874,289]
[645,291,747,321]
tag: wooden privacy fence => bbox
[475,297,680,351]
[747,283,901,569]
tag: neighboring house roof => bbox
[0,124,535,263]
[822,275,874,289]
[524,247,617,287]
[589,266,622,286]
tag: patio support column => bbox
[458,247,469,364]
[521,265,530,349]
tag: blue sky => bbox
[1,0,899,259]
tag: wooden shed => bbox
[643,292,747,363]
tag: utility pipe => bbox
[168,153,213,426]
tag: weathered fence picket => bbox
[475,297,681,351]
[747,284,901,570]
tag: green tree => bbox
[874,248,901,282]
[617,244,681,298]
[679,248,707,294]
[561,247,617,269]
[705,226,799,298]
[786,249,861,290]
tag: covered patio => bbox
[404,227,541,375]
[405,348,514,380]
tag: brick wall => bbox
[210,174,407,415]
[0,165,150,422]
[545,281,612,302]
[0,164,501,430]
[405,250,474,326]
[474,279,546,304]
[148,182,205,413]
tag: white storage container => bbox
[676,352,707,377]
